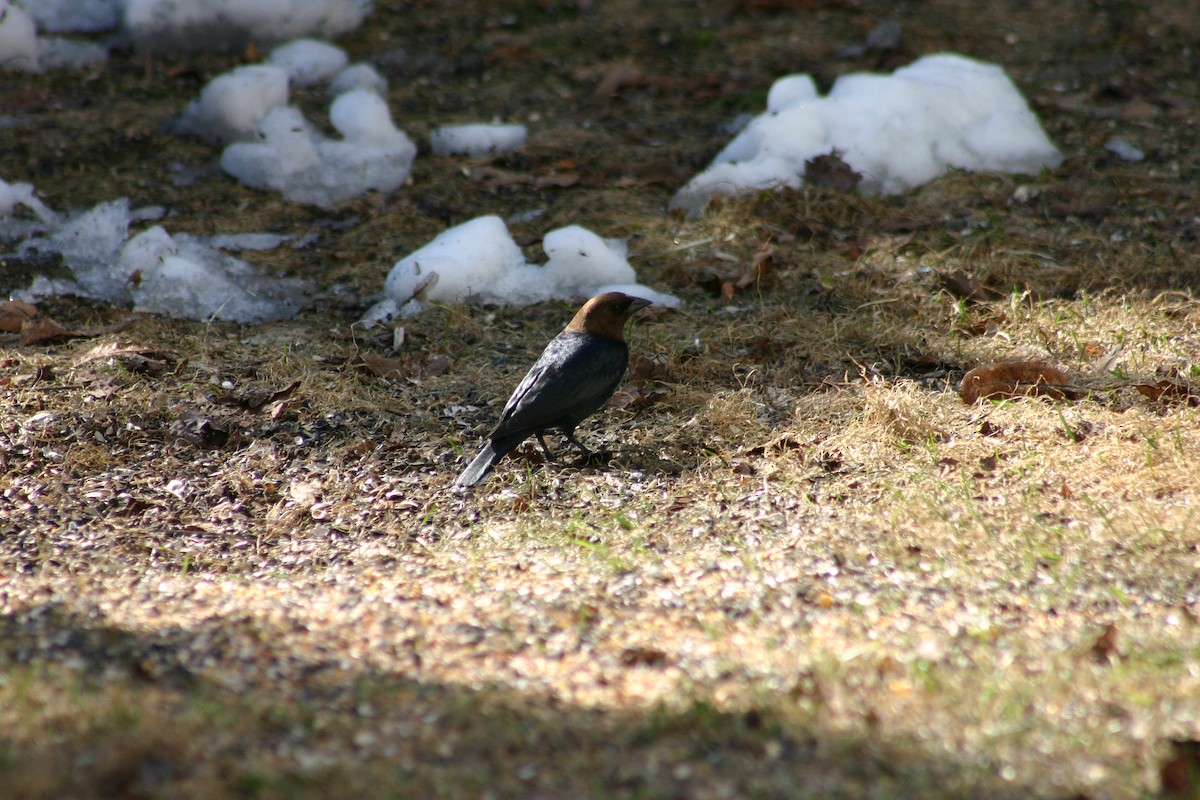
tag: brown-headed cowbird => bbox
[454,291,652,488]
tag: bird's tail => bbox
[454,441,503,488]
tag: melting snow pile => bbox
[165,38,401,207]
[431,124,528,157]
[671,53,1063,215]
[0,0,374,71]
[4,191,310,323]
[267,38,349,86]
[219,89,416,208]
[0,0,108,71]
[172,64,292,144]
[121,0,372,51]
[362,216,678,324]
[0,178,59,238]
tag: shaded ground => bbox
[2,1,1199,798]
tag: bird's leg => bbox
[562,430,593,458]
[535,432,556,460]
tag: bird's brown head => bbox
[565,292,653,340]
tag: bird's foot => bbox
[572,449,613,468]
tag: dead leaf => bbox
[627,354,657,383]
[735,246,777,293]
[19,317,71,346]
[620,646,668,667]
[1113,98,1160,121]
[75,341,180,374]
[468,167,578,193]
[702,246,777,302]
[468,166,532,190]
[217,380,301,411]
[939,269,1006,303]
[21,317,137,347]
[960,361,1074,404]
[170,414,230,450]
[1090,623,1119,663]
[12,364,55,386]
[804,150,862,193]
[424,354,453,376]
[956,313,1007,337]
[486,42,530,63]
[593,62,644,97]
[359,352,452,380]
[609,385,665,410]
[1159,740,1200,798]
[534,173,580,189]
[359,352,418,380]
[751,334,774,360]
[1134,379,1199,406]
[0,300,37,332]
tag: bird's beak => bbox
[628,297,653,313]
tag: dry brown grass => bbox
[4,1,1200,798]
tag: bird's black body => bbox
[454,292,649,488]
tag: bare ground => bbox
[2,1,1200,798]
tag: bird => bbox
[454,291,652,488]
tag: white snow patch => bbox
[125,229,311,323]
[671,53,1063,215]
[328,62,387,97]
[173,64,291,144]
[0,178,58,239]
[121,0,373,52]
[9,198,311,323]
[37,36,108,69]
[364,216,677,323]
[23,0,119,34]
[220,90,416,207]
[0,0,39,71]
[430,124,528,157]
[268,38,348,87]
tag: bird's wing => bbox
[492,333,627,438]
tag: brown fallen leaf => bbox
[20,316,73,345]
[1134,379,1199,407]
[804,150,862,193]
[468,166,533,191]
[1090,622,1119,664]
[939,269,1006,303]
[20,316,136,346]
[700,245,777,302]
[359,352,452,380]
[359,352,418,380]
[611,354,663,409]
[216,380,302,411]
[0,300,37,333]
[534,173,580,189]
[620,646,668,667]
[75,341,180,374]
[960,361,1074,404]
[1160,740,1200,798]
[486,42,530,63]
[626,354,658,383]
[593,62,644,97]
[423,354,453,376]
[12,364,55,386]
[956,312,1008,337]
[609,385,665,410]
